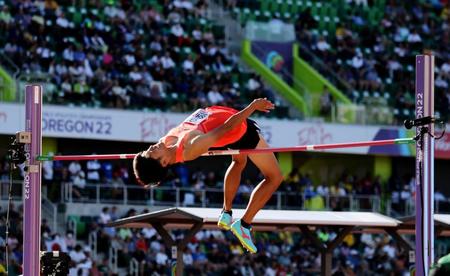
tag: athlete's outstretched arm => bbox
[183,98,274,160]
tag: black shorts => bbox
[215,119,261,150]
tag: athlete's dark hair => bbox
[133,152,168,187]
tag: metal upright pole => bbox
[23,85,42,276]
[415,55,435,276]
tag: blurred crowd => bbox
[0,0,283,115]
[0,203,413,275]
[223,0,450,123]
[0,154,447,275]
[282,168,383,211]
[0,155,426,212]
[2,0,450,274]
[89,205,413,275]
[295,0,450,122]
[283,168,382,197]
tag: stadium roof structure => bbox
[109,207,410,276]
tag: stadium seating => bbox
[225,0,450,123]
[1,1,449,275]
[0,0,288,116]
[231,0,385,35]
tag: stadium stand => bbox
[1,0,450,275]
[0,0,292,116]
[0,200,415,275]
[224,0,450,123]
[1,152,439,274]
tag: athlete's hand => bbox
[250,98,275,113]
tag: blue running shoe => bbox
[217,211,232,230]
[230,219,257,253]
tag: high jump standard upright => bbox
[415,54,434,276]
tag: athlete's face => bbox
[145,142,171,167]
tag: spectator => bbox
[155,246,168,266]
[161,51,176,70]
[42,155,54,187]
[316,36,331,53]
[1,0,282,118]
[101,161,114,183]
[86,159,101,183]
[72,170,87,199]
[436,189,446,202]
[68,161,83,181]
[49,233,68,252]
[330,183,347,197]
[69,244,87,276]
[183,54,195,73]
[41,218,52,236]
[99,207,111,226]
[207,85,225,105]
[77,246,93,276]
[316,182,330,197]
[65,231,76,251]
[400,185,411,202]
[320,86,333,116]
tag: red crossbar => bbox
[41,138,413,161]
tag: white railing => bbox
[109,245,118,274]
[3,181,450,217]
[41,196,57,233]
[61,183,385,212]
[129,258,139,276]
[88,231,98,261]
[67,217,77,240]
[0,180,57,231]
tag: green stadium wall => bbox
[293,153,374,187]
[374,155,392,212]
[292,44,355,122]
[242,40,355,121]
[0,67,15,101]
[291,152,396,212]
[278,152,293,178]
[241,40,309,116]
[43,138,58,155]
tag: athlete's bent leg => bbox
[223,154,247,212]
[243,135,283,223]
[230,136,282,253]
